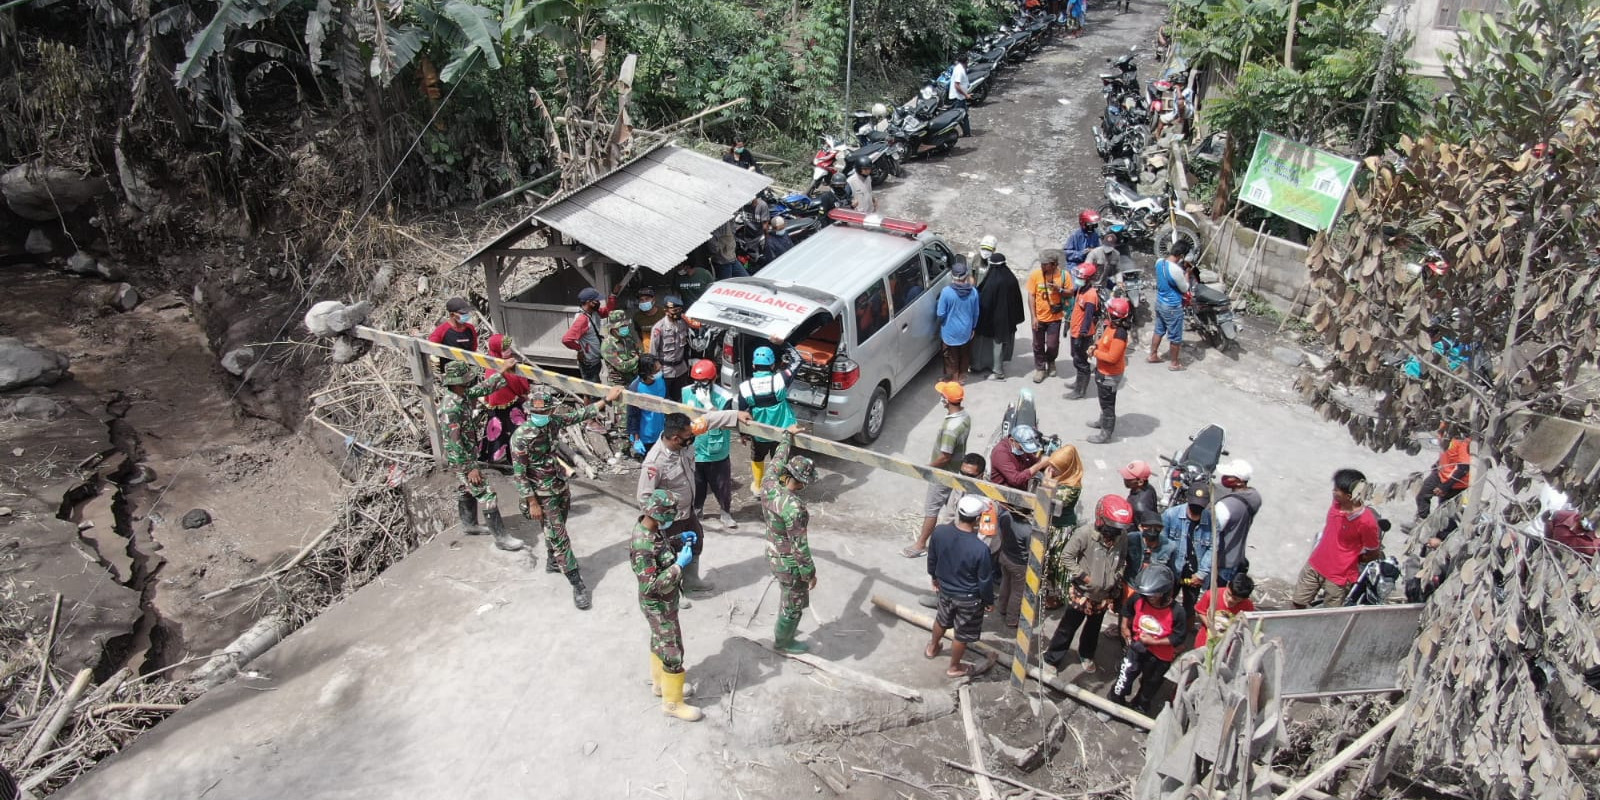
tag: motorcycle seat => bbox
[930,108,965,130]
[1192,283,1229,306]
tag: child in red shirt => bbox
[1193,573,1257,647]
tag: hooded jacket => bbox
[975,261,1026,339]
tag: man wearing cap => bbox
[1025,249,1070,383]
[904,381,972,558]
[926,494,997,677]
[1213,461,1261,583]
[650,296,692,399]
[511,384,627,610]
[1125,509,1175,585]
[761,427,819,653]
[1161,482,1216,621]
[936,259,981,382]
[438,361,517,549]
[602,309,642,387]
[638,410,752,596]
[683,359,738,530]
[1065,261,1102,400]
[634,287,667,350]
[630,488,705,721]
[1122,461,1160,520]
[427,297,479,371]
[738,336,801,498]
[561,287,606,382]
[989,424,1042,491]
[973,248,1026,380]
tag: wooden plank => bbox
[406,340,446,467]
[957,685,1000,800]
[728,626,922,702]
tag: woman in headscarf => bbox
[1027,443,1085,608]
[477,334,531,464]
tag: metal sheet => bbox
[1237,604,1422,698]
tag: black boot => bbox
[459,494,486,534]
[483,508,525,552]
[1088,417,1116,444]
[545,546,560,573]
[567,569,592,610]
[1067,373,1089,400]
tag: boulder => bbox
[1,163,109,221]
[303,300,371,336]
[180,509,212,529]
[1270,346,1305,368]
[3,395,67,420]
[220,346,256,376]
[63,251,125,281]
[0,337,70,391]
[112,283,140,312]
[24,228,54,255]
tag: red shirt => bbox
[428,321,478,353]
[1436,439,1470,488]
[1128,597,1178,661]
[1306,504,1381,586]
[1193,587,1256,647]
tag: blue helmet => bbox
[753,346,776,367]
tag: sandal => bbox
[1146,354,1163,363]
[946,662,974,678]
[925,641,944,660]
[1168,363,1185,372]
[901,545,927,558]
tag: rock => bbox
[24,228,53,255]
[0,337,71,391]
[582,741,598,756]
[63,250,125,281]
[111,283,140,312]
[330,335,370,364]
[0,507,11,517]
[1304,351,1329,372]
[180,509,212,530]
[220,346,256,377]
[1,163,110,221]
[4,395,67,420]
[368,265,394,300]
[303,300,371,336]
[1270,346,1305,368]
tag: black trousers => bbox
[1096,373,1118,427]
[579,359,602,383]
[1415,472,1466,519]
[693,458,733,515]
[1109,646,1173,712]
[952,97,972,136]
[1043,606,1106,666]
[1070,336,1093,385]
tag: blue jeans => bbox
[715,260,749,280]
[1154,302,1184,342]
[951,97,972,136]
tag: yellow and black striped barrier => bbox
[351,323,1051,691]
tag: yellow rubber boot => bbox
[660,669,704,722]
[750,460,766,497]
[650,654,663,697]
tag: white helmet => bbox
[871,102,889,118]
[1218,460,1253,482]
[979,234,998,253]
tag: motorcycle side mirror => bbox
[1159,456,1175,465]
[1220,449,1229,456]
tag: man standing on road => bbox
[630,489,704,721]
[926,495,997,678]
[1109,565,1187,714]
[1042,495,1133,675]
[738,337,801,498]
[438,361,515,549]
[1086,297,1132,444]
[1025,249,1070,383]
[651,295,692,399]
[1065,262,1101,400]
[761,427,819,653]
[972,248,1025,380]
[683,360,738,530]
[1293,469,1383,608]
[847,159,876,214]
[560,287,606,382]
[948,54,974,138]
[936,260,981,382]
[1122,460,1159,520]
[990,424,1042,490]
[1212,460,1261,583]
[1162,482,1216,622]
[510,384,627,609]
[1063,210,1101,270]
[904,382,972,558]
[602,309,641,387]
[1416,427,1471,522]
[638,411,752,597]
[1148,239,1192,371]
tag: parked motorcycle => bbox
[1097,177,1203,258]
[1185,280,1240,350]
[1159,423,1228,509]
[888,87,965,160]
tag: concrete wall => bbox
[1198,217,1311,316]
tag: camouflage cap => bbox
[644,489,679,523]
[782,455,818,486]
[606,309,630,328]
[525,384,557,408]
[442,360,478,387]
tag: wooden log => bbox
[29,593,61,715]
[938,757,1125,799]
[202,525,339,600]
[958,684,999,800]
[727,625,922,702]
[23,668,91,767]
[1272,704,1407,800]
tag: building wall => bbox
[1198,217,1312,316]
[1404,0,1503,78]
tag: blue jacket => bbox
[1155,258,1187,307]
[627,375,668,445]
[1161,504,1216,582]
[1064,228,1100,266]
[936,283,980,346]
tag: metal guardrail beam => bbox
[348,323,1051,690]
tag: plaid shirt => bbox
[930,410,971,470]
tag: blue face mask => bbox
[639,301,654,312]
[527,414,551,427]
[456,313,472,324]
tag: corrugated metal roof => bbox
[529,146,772,274]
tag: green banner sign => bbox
[1238,131,1360,231]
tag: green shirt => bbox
[681,383,734,463]
[930,410,971,470]
[675,267,715,305]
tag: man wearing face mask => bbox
[682,360,738,530]
[990,424,1043,491]
[761,427,819,652]
[1065,262,1101,400]
[427,296,479,371]
[639,411,753,597]
[510,384,627,610]
[903,382,972,559]
[1063,209,1101,270]
[561,287,607,383]
[634,287,666,351]
[1160,482,1216,623]
[1042,494,1133,675]
[651,295,692,399]
[935,260,981,382]
[723,138,762,173]
[674,261,715,306]
[602,309,641,387]
[738,336,801,499]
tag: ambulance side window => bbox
[854,280,891,342]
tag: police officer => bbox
[760,428,819,653]
[630,489,704,721]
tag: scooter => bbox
[889,87,965,160]
[1098,177,1204,258]
[1184,279,1239,350]
[1159,423,1227,509]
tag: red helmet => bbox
[1094,494,1135,532]
[1106,297,1132,319]
[1073,263,1098,282]
[690,359,717,381]
[1079,209,1100,228]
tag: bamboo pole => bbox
[957,685,999,799]
[728,626,922,702]
[1272,704,1407,800]
[24,668,92,767]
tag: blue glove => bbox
[680,530,698,548]
[674,545,694,569]
[632,437,646,456]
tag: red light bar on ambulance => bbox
[826,209,929,235]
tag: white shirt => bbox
[847,172,875,214]
[949,62,969,101]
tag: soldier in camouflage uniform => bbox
[631,489,704,722]
[438,361,522,551]
[602,309,641,386]
[760,428,821,654]
[510,383,626,609]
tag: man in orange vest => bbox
[1086,297,1132,444]
[1416,426,1471,521]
